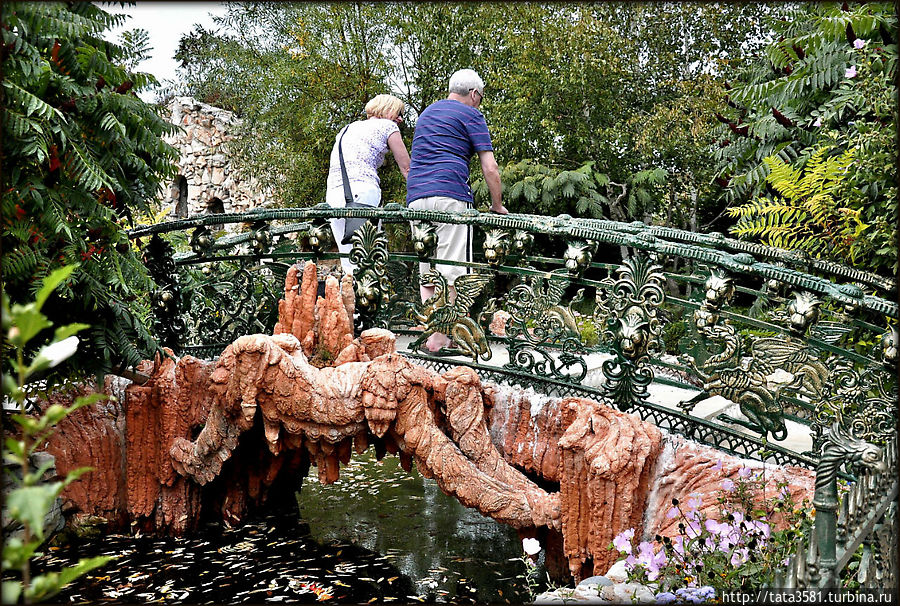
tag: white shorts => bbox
[408,196,472,286]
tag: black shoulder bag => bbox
[337,125,376,245]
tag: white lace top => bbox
[326,118,399,203]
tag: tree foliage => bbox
[2,266,112,604]
[1,2,179,377]
[727,146,865,260]
[174,3,402,207]
[714,2,897,275]
[174,3,778,227]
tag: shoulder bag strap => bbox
[337,125,354,206]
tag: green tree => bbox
[713,2,897,274]
[174,2,402,207]
[1,2,180,377]
[173,3,779,226]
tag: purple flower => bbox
[845,65,857,78]
[712,460,723,471]
[625,554,638,568]
[853,38,866,49]
[685,520,703,539]
[705,519,725,534]
[639,544,668,581]
[722,478,735,491]
[697,586,716,600]
[673,535,685,556]
[687,495,703,510]
[613,529,635,553]
[738,466,752,479]
[813,117,822,127]
[750,520,771,539]
[718,536,735,553]
[656,592,678,604]
[666,506,679,519]
[638,541,655,560]
[730,547,750,567]
[779,485,790,499]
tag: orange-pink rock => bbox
[644,437,816,540]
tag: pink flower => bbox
[722,478,735,491]
[638,541,655,560]
[853,38,865,50]
[813,117,822,127]
[666,506,679,519]
[706,519,725,534]
[613,529,635,554]
[712,460,723,471]
[845,65,857,78]
[738,466,752,479]
[687,495,703,510]
[685,520,703,539]
[730,547,750,567]
[673,535,685,556]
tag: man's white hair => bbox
[448,69,484,96]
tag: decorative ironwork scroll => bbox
[348,222,390,329]
[142,234,185,351]
[595,254,665,411]
[680,274,831,441]
[183,264,281,348]
[810,362,897,452]
[502,268,587,383]
[408,270,492,362]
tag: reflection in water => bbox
[25,451,532,604]
[300,450,531,603]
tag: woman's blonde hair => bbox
[365,94,404,120]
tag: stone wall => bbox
[159,96,273,217]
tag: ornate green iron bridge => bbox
[129,204,898,590]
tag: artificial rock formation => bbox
[486,388,663,578]
[643,437,816,539]
[168,333,559,529]
[41,260,816,583]
[486,385,816,579]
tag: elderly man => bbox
[407,68,507,352]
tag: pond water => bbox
[31,451,535,604]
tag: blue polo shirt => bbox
[406,99,494,205]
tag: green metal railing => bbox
[129,204,898,589]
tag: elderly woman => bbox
[326,94,410,274]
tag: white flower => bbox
[522,537,541,556]
[36,336,79,368]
